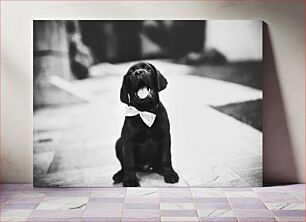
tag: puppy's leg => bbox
[159,136,179,184]
[122,140,140,187]
[113,138,124,183]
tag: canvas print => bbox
[33,20,262,187]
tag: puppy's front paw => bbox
[113,170,124,184]
[164,171,179,184]
[123,177,140,187]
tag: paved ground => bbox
[1,183,304,221]
[34,60,262,187]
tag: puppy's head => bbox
[120,62,167,111]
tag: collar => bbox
[125,105,156,127]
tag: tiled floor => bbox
[1,184,304,221]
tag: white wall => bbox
[1,1,305,183]
[206,20,262,61]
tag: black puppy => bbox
[113,62,179,187]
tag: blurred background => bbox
[33,20,262,187]
[34,20,262,107]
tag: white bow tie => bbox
[125,106,156,127]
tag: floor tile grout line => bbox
[224,189,240,222]
[23,187,47,221]
[0,185,24,209]
[80,187,93,221]
[253,189,280,222]
[0,196,10,209]
[158,187,161,222]
[189,187,201,222]
[120,187,127,222]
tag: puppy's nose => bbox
[134,69,145,76]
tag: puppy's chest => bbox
[126,115,167,142]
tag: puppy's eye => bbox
[145,67,151,72]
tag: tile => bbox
[4,192,44,205]
[83,209,123,217]
[200,217,238,221]
[191,188,225,197]
[161,216,199,222]
[1,196,11,205]
[122,217,161,222]
[29,209,84,217]
[227,198,262,204]
[2,203,39,209]
[89,197,124,203]
[291,192,305,201]
[45,191,92,197]
[223,188,252,192]
[83,218,121,222]
[252,186,289,193]
[1,192,15,200]
[36,197,88,210]
[160,197,194,203]
[196,202,231,209]
[0,184,24,191]
[265,202,305,210]
[122,209,160,217]
[293,190,305,196]
[198,209,235,218]
[7,197,44,204]
[276,217,306,222]
[237,218,277,222]
[0,209,32,221]
[1,202,7,208]
[194,197,228,203]
[225,191,258,198]
[125,203,159,209]
[256,192,300,203]
[159,188,192,197]
[20,184,38,191]
[125,198,159,203]
[19,187,53,193]
[160,203,196,210]
[257,191,297,197]
[229,203,266,209]
[272,209,305,217]
[234,209,274,218]
[161,209,197,217]
[260,197,301,204]
[11,191,46,199]
[27,217,83,221]
[285,184,305,191]
[86,202,123,209]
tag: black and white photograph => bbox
[33,20,262,187]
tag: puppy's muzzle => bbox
[133,69,147,78]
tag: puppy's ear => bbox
[157,70,168,92]
[147,62,168,92]
[120,75,130,104]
